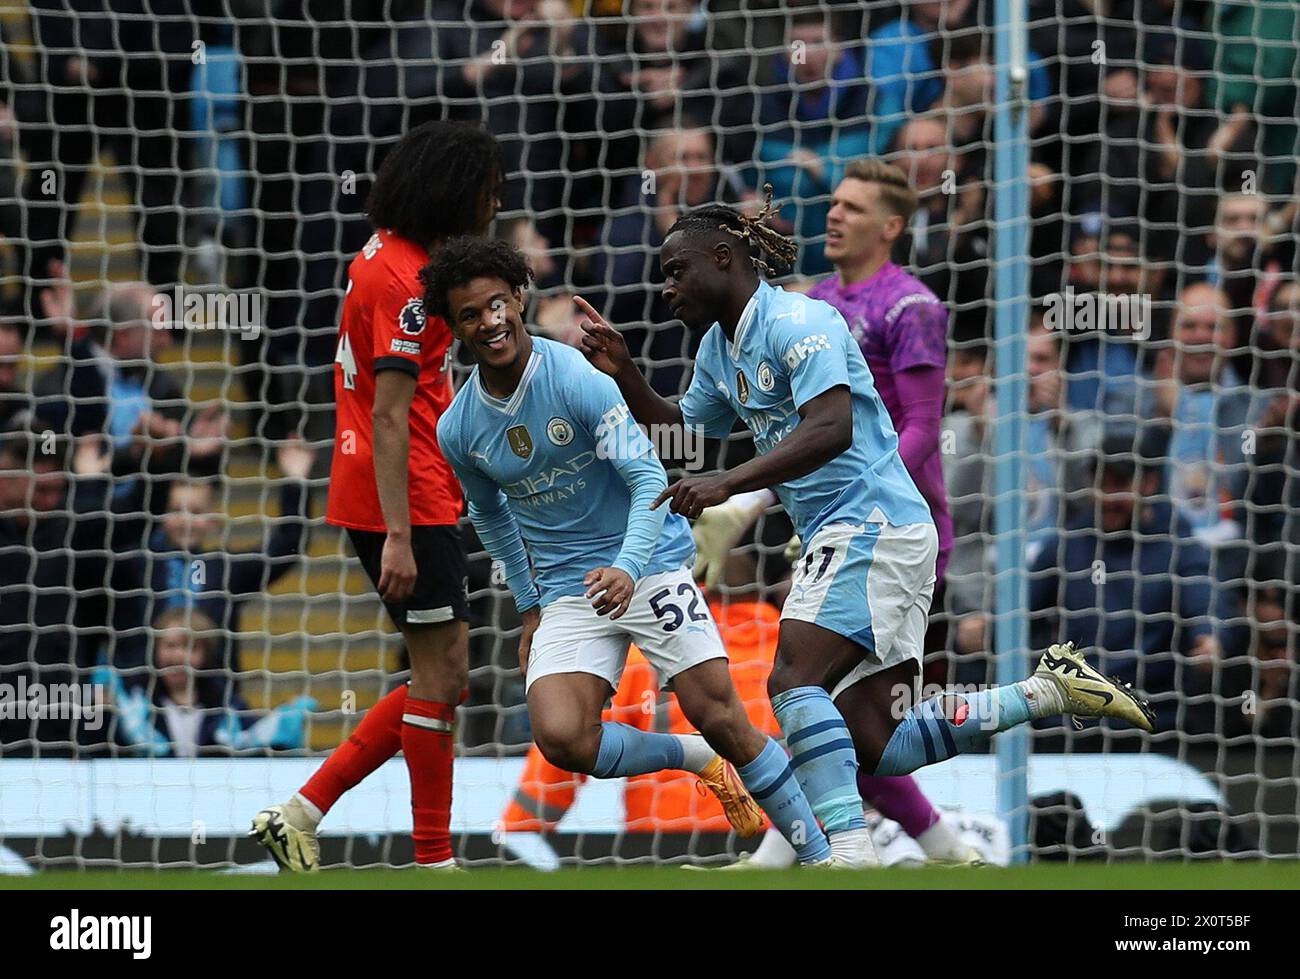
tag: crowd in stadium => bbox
[0,0,1297,769]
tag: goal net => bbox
[0,0,1295,870]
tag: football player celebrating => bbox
[430,236,835,867]
[578,193,1155,866]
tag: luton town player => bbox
[427,236,835,866]
[578,194,1155,866]
[251,122,504,871]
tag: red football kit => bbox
[326,229,463,531]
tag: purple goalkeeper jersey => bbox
[809,262,953,580]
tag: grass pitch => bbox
[3,862,1295,890]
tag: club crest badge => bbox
[546,417,575,446]
[507,425,533,459]
[756,361,775,392]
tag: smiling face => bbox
[447,276,529,372]
[825,178,902,267]
[659,231,734,331]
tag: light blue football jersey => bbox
[438,336,695,610]
[679,280,931,543]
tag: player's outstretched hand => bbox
[378,533,417,604]
[575,297,629,377]
[584,566,634,619]
[652,474,733,521]
[517,606,541,674]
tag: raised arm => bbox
[575,296,683,429]
[653,386,852,519]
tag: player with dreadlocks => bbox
[578,189,1155,867]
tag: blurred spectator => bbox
[889,116,989,342]
[0,323,23,430]
[867,0,1051,157]
[566,125,734,394]
[940,31,1048,149]
[944,324,1095,674]
[1241,280,1300,594]
[1069,34,1255,261]
[440,0,593,242]
[1027,432,1221,733]
[94,607,316,757]
[1254,277,1300,391]
[1198,192,1285,378]
[1058,222,1144,418]
[588,0,749,181]
[237,2,353,438]
[1207,0,1300,196]
[0,422,103,756]
[30,280,229,551]
[750,4,870,274]
[15,0,200,308]
[79,439,317,699]
[1234,585,1296,739]
[1140,283,1251,545]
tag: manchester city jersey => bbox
[438,336,695,609]
[679,280,931,542]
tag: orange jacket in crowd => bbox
[500,600,782,834]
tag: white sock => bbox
[290,792,324,828]
[676,734,716,774]
[916,818,968,861]
[828,827,878,865]
[1018,676,1065,719]
[747,828,798,868]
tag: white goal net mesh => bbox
[0,0,1296,868]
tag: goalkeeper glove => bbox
[692,490,773,589]
[784,533,802,564]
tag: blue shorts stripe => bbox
[791,738,857,770]
[785,717,847,747]
[936,713,958,757]
[916,716,938,765]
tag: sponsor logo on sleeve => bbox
[781,334,831,370]
[391,337,421,355]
